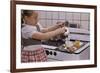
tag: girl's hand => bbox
[57,27,66,34]
[56,22,65,28]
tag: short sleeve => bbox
[22,25,38,39]
[37,23,44,31]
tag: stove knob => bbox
[50,51,52,55]
[45,50,49,55]
[54,52,57,56]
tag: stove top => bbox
[42,40,89,54]
[41,40,90,61]
[42,39,65,47]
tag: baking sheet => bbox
[56,42,90,54]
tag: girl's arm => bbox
[41,22,64,33]
[32,27,65,40]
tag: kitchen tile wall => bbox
[36,10,90,30]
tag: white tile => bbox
[38,11,46,19]
[46,11,52,19]
[59,11,66,19]
[52,20,58,25]
[58,19,65,23]
[66,12,73,20]
[81,13,90,20]
[52,11,59,19]
[46,20,53,27]
[73,20,80,25]
[80,21,89,30]
[73,13,80,20]
[68,20,73,24]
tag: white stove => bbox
[42,42,89,61]
[42,28,90,61]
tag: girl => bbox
[21,10,66,40]
[21,10,66,62]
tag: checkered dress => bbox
[21,47,47,63]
